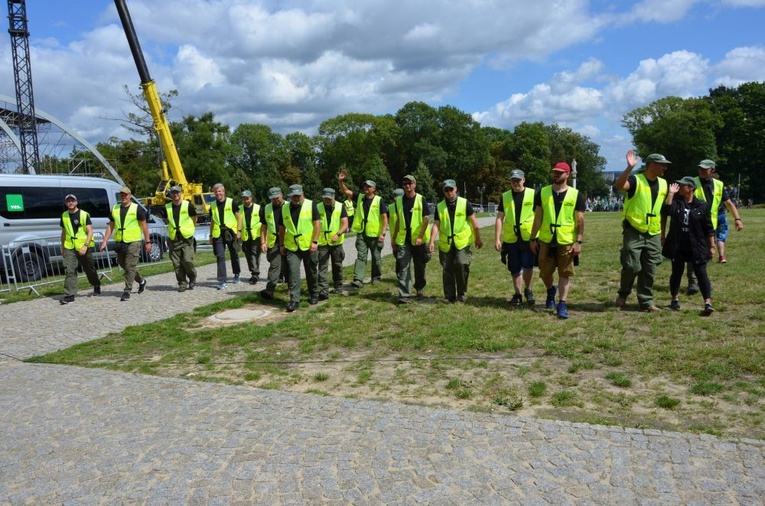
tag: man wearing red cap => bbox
[529,162,585,319]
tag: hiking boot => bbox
[309,297,319,305]
[615,297,627,308]
[138,279,147,294]
[60,295,75,305]
[556,301,569,319]
[669,300,681,311]
[545,285,557,310]
[510,293,523,307]
[260,289,274,300]
[120,292,130,302]
[351,280,364,289]
[188,281,195,290]
[93,286,101,296]
[703,302,715,315]
[178,286,187,293]
[686,284,700,296]
[524,288,535,306]
[457,294,467,303]
[249,275,258,284]
[286,301,299,312]
[319,292,329,301]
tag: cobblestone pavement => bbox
[2,219,764,503]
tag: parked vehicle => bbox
[0,174,168,282]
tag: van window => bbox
[0,186,111,220]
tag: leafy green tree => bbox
[545,124,608,197]
[97,137,157,198]
[503,122,551,190]
[285,132,322,200]
[228,124,289,200]
[171,112,230,190]
[622,96,721,175]
[411,160,437,203]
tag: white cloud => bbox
[712,46,765,86]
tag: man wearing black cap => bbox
[240,190,262,284]
[278,184,321,312]
[59,193,101,304]
[392,175,430,303]
[661,177,716,314]
[101,186,151,301]
[317,187,348,299]
[338,169,389,288]
[260,187,289,299]
[165,186,197,292]
[614,151,670,312]
[429,179,483,303]
[495,169,537,307]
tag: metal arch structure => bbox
[0,93,124,185]
[7,0,40,174]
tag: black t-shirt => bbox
[108,204,148,225]
[59,209,93,236]
[532,187,586,216]
[322,202,348,225]
[626,175,660,204]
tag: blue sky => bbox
[2,0,765,173]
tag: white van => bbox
[0,174,168,282]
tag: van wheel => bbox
[141,237,164,263]
[12,250,45,282]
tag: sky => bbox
[2,0,765,173]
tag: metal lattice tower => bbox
[7,0,40,174]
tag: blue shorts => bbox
[716,213,728,242]
[503,241,535,275]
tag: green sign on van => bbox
[6,194,24,212]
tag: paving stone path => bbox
[1,219,763,504]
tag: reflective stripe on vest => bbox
[283,199,315,251]
[622,175,667,235]
[352,194,382,236]
[165,201,195,240]
[62,210,94,250]
[242,204,262,241]
[501,188,535,243]
[210,198,237,238]
[538,185,579,245]
[437,197,471,253]
[693,177,723,229]
[317,202,345,246]
[394,193,431,246]
[111,203,141,243]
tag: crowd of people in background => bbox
[58,152,746,319]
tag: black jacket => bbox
[661,196,714,263]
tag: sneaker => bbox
[188,281,195,290]
[457,294,467,303]
[556,301,569,319]
[703,302,715,315]
[309,297,319,305]
[120,292,130,302]
[178,286,187,293]
[441,297,456,304]
[60,295,75,305]
[545,285,557,310]
[137,279,147,294]
[217,282,228,290]
[718,257,727,264]
[687,284,700,296]
[669,300,681,311]
[232,275,241,284]
[524,288,535,306]
[351,280,364,289]
[93,286,101,296]
[615,297,627,308]
[510,293,523,307]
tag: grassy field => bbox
[28,210,765,439]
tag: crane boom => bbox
[114,0,209,215]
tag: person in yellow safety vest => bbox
[278,184,321,312]
[529,163,585,320]
[317,187,349,299]
[338,169,389,289]
[682,159,745,294]
[209,183,242,290]
[494,169,537,307]
[392,175,431,304]
[240,190,262,284]
[59,193,101,304]
[100,186,151,301]
[344,197,355,230]
[428,179,483,303]
[259,187,290,300]
[165,185,197,292]
[389,188,405,278]
[614,151,669,312]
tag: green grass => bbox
[26,209,765,439]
